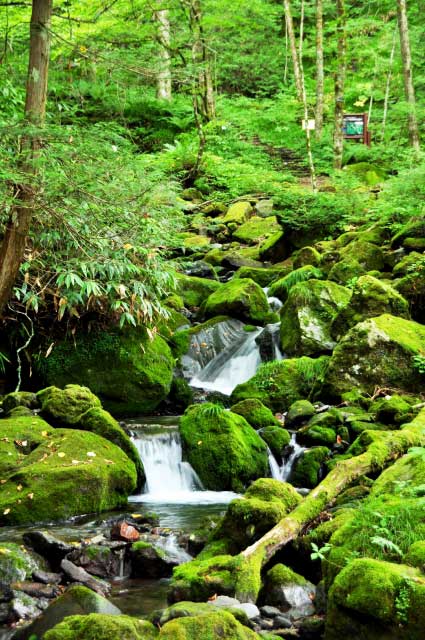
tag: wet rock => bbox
[261,565,316,621]
[32,570,62,585]
[66,545,124,580]
[273,614,293,629]
[184,260,217,279]
[236,603,260,619]
[295,615,325,639]
[23,532,74,571]
[60,559,111,596]
[11,582,60,599]
[260,605,282,618]
[2,392,39,415]
[0,542,40,583]
[256,324,280,361]
[110,521,140,542]
[9,590,41,622]
[130,541,177,578]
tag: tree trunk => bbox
[234,416,425,602]
[155,9,172,101]
[0,0,52,316]
[397,0,420,151]
[189,0,215,122]
[315,0,324,139]
[333,0,346,169]
[382,25,397,140]
[283,0,303,101]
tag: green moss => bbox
[2,392,39,415]
[291,447,331,488]
[293,246,322,269]
[179,404,268,492]
[175,274,221,308]
[159,610,259,640]
[169,555,236,602]
[405,541,425,569]
[38,385,101,426]
[279,279,351,356]
[233,266,291,288]
[222,201,253,225]
[258,230,287,262]
[231,356,330,412]
[325,314,425,398]
[0,415,55,477]
[339,240,384,272]
[37,331,175,417]
[286,400,316,427]
[331,275,410,339]
[391,219,425,248]
[44,614,158,640]
[183,234,211,250]
[168,329,190,359]
[327,258,366,284]
[164,294,185,311]
[230,399,280,430]
[233,216,280,245]
[76,407,144,488]
[169,377,194,410]
[371,395,414,426]
[268,265,323,303]
[266,563,308,587]
[259,425,290,457]
[392,251,424,277]
[204,278,272,325]
[0,542,39,582]
[0,423,137,525]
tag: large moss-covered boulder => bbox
[260,564,316,619]
[268,266,323,303]
[233,216,280,245]
[159,610,259,639]
[222,201,253,225]
[76,407,144,489]
[44,614,158,640]
[0,542,39,582]
[326,558,425,640]
[325,314,425,398]
[38,385,101,426]
[291,447,331,488]
[0,417,137,525]
[233,265,291,288]
[331,275,410,339]
[230,399,280,430]
[176,273,221,308]
[395,270,425,323]
[2,391,39,415]
[169,555,236,602]
[204,278,272,325]
[36,330,174,416]
[338,240,385,272]
[259,425,290,458]
[231,356,330,412]
[327,258,366,284]
[280,280,351,356]
[179,404,268,492]
[391,218,425,248]
[214,479,301,551]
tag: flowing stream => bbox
[268,433,306,482]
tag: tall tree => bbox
[154,8,172,100]
[315,0,324,139]
[186,0,215,122]
[397,0,420,151]
[0,0,53,316]
[283,0,303,101]
[333,0,346,169]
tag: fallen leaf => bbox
[0,480,7,485]
[16,484,22,492]
[197,440,203,445]
[86,452,96,457]
[27,493,34,500]
[41,431,49,437]
[3,508,10,515]
[57,452,66,458]
[103,459,114,464]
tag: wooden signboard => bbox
[343,113,371,146]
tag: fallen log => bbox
[234,411,425,602]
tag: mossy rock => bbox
[405,541,425,570]
[0,541,39,582]
[159,610,259,639]
[268,266,324,303]
[343,162,387,186]
[259,425,290,458]
[403,237,425,251]
[36,331,174,417]
[179,404,268,492]
[183,234,211,252]
[392,251,424,277]
[222,201,253,225]
[370,395,414,426]
[0,419,137,525]
[391,218,425,248]
[231,356,330,412]
[76,407,145,489]
[44,614,158,640]
[280,280,351,357]
[327,259,366,285]
[168,377,194,410]
[286,400,316,428]
[213,479,301,552]
[394,271,425,323]
[338,240,384,272]
[326,558,425,640]
[233,266,291,288]
[12,585,122,640]
[260,564,315,612]
[371,448,425,498]
[169,554,236,602]
[232,216,280,246]
[204,278,272,325]
[325,314,425,398]
[0,415,55,477]
[38,385,101,426]
[2,391,39,415]
[293,246,322,270]
[204,247,262,269]
[291,447,330,488]
[258,230,288,263]
[176,273,222,308]
[230,399,280,430]
[331,275,410,339]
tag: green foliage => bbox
[412,355,425,375]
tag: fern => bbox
[195,403,225,419]
[370,536,403,557]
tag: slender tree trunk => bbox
[283,0,303,101]
[189,0,215,122]
[155,9,172,100]
[0,0,52,316]
[298,0,304,61]
[234,415,425,603]
[397,0,420,151]
[333,0,346,169]
[382,25,397,140]
[315,0,324,139]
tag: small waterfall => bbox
[132,430,203,497]
[268,433,306,482]
[155,534,192,564]
[190,328,262,396]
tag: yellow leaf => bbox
[41,430,49,437]
[0,548,11,555]
[16,484,23,492]
[86,452,96,457]
[0,480,7,485]
[28,493,34,500]
[3,508,10,515]
[197,440,203,446]
[57,452,66,458]
[123,243,133,250]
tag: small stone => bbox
[273,614,293,629]
[236,602,260,619]
[260,605,282,618]
[110,521,140,542]
[208,595,241,608]
[32,570,62,585]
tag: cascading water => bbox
[268,433,306,482]
[129,426,238,505]
[190,328,262,395]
